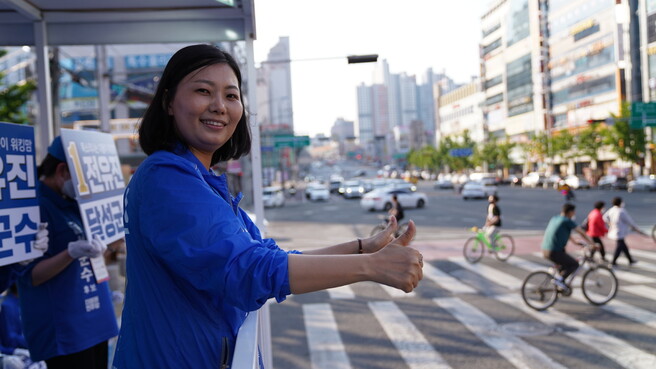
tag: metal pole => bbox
[33,21,54,160]
[95,45,111,133]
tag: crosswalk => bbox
[271,249,656,369]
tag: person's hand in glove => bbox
[67,236,107,259]
[34,222,49,252]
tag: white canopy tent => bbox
[0,1,269,366]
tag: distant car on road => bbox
[434,178,454,189]
[462,181,498,200]
[598,175,628,190]
[305,183,330,201]
[521,172,545,188]
[564,175,590,189]
[360,187,427,212]
[628,175,656,192]
[544,174,562,189]
[262,186,285,208]
[340,180,365,199]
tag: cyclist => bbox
[541,203,594,290]
[388,194,404,223]
[484,195,501,247]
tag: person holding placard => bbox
[16,137,118,369]
[112,44,423,368]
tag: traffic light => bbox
[347,54,378,64]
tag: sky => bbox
[253,0,491,138]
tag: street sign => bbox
[449,148,473,157]
[630,102,656,128]
[273,135,310,148]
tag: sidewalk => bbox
[412,233,655,261]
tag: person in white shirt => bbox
[603,197,648,266]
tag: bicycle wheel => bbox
[493,234,515,261]
[581,266,618,305]
[521,271,559,311]
[463,237,484,263]
[652,224,656,243]
[370,224,386,237]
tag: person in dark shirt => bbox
[484,195,501,247]
[389,194,404,223]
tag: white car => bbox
[564,175,590,189]
[628,175,656,192]
[305,183,330,201]
[461,181,497,200]
[521,172,545,188]
[262,186,285,207]
[340,180,365,198]
[360,187,428,212]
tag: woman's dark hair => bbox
[594,201,605,210]
[139,44,251,165]
[37,154,65,178]
[612,197,623,207]
[562,203,576,214]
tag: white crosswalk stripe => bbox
[369,301,451,369]
[448,256,524,289]
[327,285,355,299]
[623,284,656,300]
[495,293,656,369]
[378,283,416,298]
[630,249,656,261]
[422,262,477,294]
[570,287,656,329]
[434,297,568,369]
[303,303,352,369]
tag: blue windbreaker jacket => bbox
[112,146,294,368]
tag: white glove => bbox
[67,236,107,259]
[12,347,30,358]
[33,222,49,252]
[1,355,24,369]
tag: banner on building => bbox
[60,129,126,245]
[0,122,42,267]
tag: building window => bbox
[482,23,501,37]
[551,74,615,106]
[506,0,529,47]
[482,38,502,57]
[485,93,504,106]
[573,23,600,42]
[484,75,503,89]
[506,54,533,117]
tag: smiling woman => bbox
[113,44,423,369]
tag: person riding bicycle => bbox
[484,195,501,247]
[388,195,404,223]
[541,203,594,290]
[557,181,575,201]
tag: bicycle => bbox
[521,244,618,311]
[463,226,515,263]
[370,215,410,237]
[651,224,656,243]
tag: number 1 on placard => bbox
[67,142,90,196]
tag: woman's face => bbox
[168,63,243,167]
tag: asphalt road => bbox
[263,183,656,369]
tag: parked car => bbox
[564,175,590,189]
[360,187,428,212]
[508,174,522,186]
[598,175,628,190]
[305,183,330,201]
[521,172,545,188]
[434,178,454,189]
[628,175,656,192]
[544,174,562,189]
[461,181,498,200]
[262,186,285,208]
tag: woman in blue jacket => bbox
[112,44,423,369]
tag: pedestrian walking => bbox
[603,197,648,266]
[585,201,608,261]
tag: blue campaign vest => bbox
[112,146,294,369]
[17,183,118,361]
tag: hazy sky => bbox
[253,0,491,137]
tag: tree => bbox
[0,50,37,124]
[604,102,647,166]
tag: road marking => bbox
[303,303,352,369]
[570,288,656,329]
[623,285,656,301]
[631,249,656,261]
[369,301,451,369]
[422,262,477,294]
[496,294,656,369]
[327,286,355,299]
[434,297,567,369]
[448,256,524,290]
[378,284,416,298]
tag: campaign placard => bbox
[0,122,42,267]
[60,129,126,245]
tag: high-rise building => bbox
[330,117,354,156]
[436,79,485,143]
[256,36,294,132]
